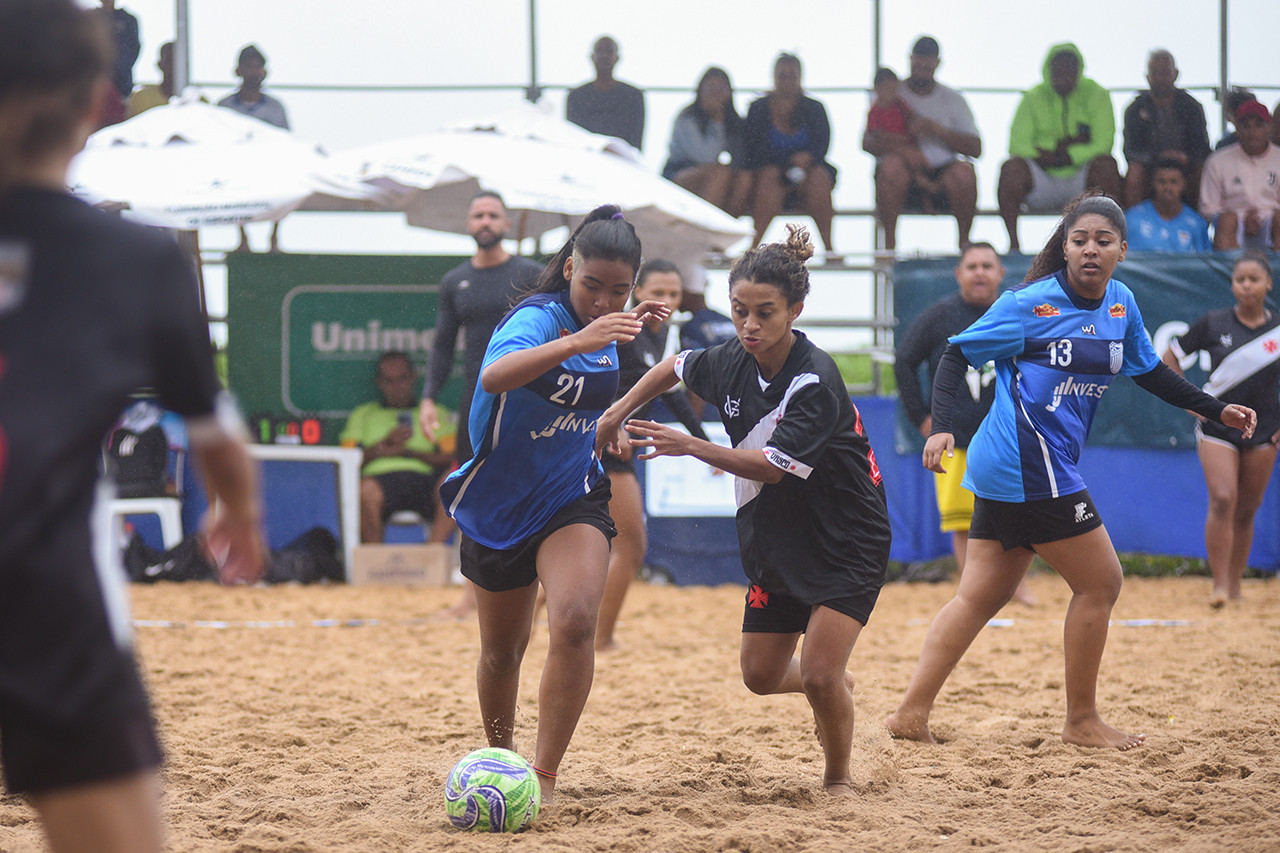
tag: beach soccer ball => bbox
[444,747,541,832]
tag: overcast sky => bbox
[100,0,1280,331]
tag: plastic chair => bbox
[108,495,185,549]
[385,509,430,543]
[101,446,186,552]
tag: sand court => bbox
[2,573,1278,852]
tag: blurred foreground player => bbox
[0,2,265,851]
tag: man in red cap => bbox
[1200,99,1280,249]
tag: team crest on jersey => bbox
[1108,341,1123,374]
[1032,303,1059,317]
[1108,303,1126,318]
[559,328,571,338]
[724,396,740,418]
[1219,334,1233,348]
[1081,324,1096,335]
[596,355,613,366]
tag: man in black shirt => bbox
[893,243,1032,603]
[565,36,646,150]
[418,191,543,619]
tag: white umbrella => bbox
[323,103,751,266]
[68,94,373,229]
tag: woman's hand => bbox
[621,419,690,461]
[1221,404,1257,440]
[630,299,672,326]
[922,432,955,474]
[572,312,645,352]
[595,403,627,457]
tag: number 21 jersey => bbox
[441,291,618,549]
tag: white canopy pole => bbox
[173,0,189,94]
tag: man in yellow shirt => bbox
[126,42,173,118]
[340,352,456,543]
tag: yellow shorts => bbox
[933,448,975,533]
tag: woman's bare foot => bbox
[1209,587,1229,609]
[1062,717,1145,751]
[595,638,620,653]
[1012,579,1037,606]
[884,708,937,744]
[824,779,855,797]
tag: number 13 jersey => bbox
[950,271,1159,502]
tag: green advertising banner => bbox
[226,254,471,444]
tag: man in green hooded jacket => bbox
[997,43,1123,251]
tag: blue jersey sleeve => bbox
[949,291,1026,366]
[1120,289,1160,376]
[481,303,557,370]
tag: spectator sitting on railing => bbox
[740,53,837,253]
[1124,158,1210,252]
[865,36,980,252]
[340,352,456,544]
[997,43,1122,252]
[662,67,752,216]
[1199,99,1280,250]
[1121,49,1211,208]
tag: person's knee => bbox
[876,155,910,190]
[479,639,528,676]
[740,659,780,695]
[1088,154,1121,178]
[547,597,598,648]
[943,161,976,193]
[1206,486,1237,518]
[998,159,1031,197]
[359,478,384,511]
[799,664,849,703]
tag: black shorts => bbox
[969,489,1103,551]
[741,584,879,633]
[1,522,163,794]
[373,470,442,521]
[1197,418,1279,451]
[460,479,617,592]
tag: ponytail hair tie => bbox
[611,211,625,220]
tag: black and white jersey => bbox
[675,332,889,604]
[1171,307,1280,446]
[0,189,221,565]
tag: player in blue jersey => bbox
[597,225,891,797]
[886,193,1256,751]
[439,205,668,805]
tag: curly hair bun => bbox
[782,224,815,263]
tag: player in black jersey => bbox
[1163,250,1280,607]
[0,3,264,851]
[597,226,890,797]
